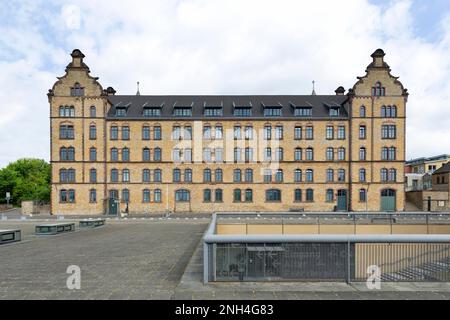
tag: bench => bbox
[79,218,106,228]
[35,223,75,235]
[0,229,21,244]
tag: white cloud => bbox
[0,0,449,167]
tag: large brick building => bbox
[49,49,407,215]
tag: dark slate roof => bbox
[433,162,450,175]
[106,95,349,119]
[406,154,450,165]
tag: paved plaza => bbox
[0,218,449,300]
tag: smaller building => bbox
[405,154,450,174]
[406,162,450,211]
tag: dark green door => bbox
[108,198,118,215]
[381,189,396,211]
[337,189,348,211]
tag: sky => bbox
[0,0,449,168]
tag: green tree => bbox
[0,158,50,206]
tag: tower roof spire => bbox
[136,81,140,96]
[311,80,316,95]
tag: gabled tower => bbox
[348,49,407,211]
[48,49,110,215]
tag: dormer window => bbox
[70,82,84,97]
[263,106,282,117]
[372,82,385,96]
[116,107,127,117]
[234,106,252,117]
[173,106,192,117]
[204,106,223,117]
[143,107,161,117]
[294,107,312,117]
[329,107,340,117]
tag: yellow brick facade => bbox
[49,49,407,215]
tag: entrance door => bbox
[108,190,119,215]
[380,189,396,211]
[337,189,348,211]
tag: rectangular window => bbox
[275,126,283,140]
[294,189,302,202]
[294,126,302,140]
[173,107,192,117]
[184,126,192,140]
[89,125,96,140]
[337,126,345,139]
[294,107,312,116]
[326,126,334,140]
[154,126,162,140]
[245,126,253,140]
[172,126,181,140]
[122,126,130,140]
[203,126,212,140]
[59,125,74,139]
[264,126,272,140]
[234,107,252,117]
[142,126,150,140]
[329,107,340,117]
[110,126,118,140]
[143,107,161,117]
[204,107,222,117]
[234,126,242,140]
[115,108,126,117]
[89,189,97,203]
[263,107,282,117]
[359,125,366,139]
[215,148,223,162]
[215,126,223,139]
[305,126,313,140]
[381,125,396,139]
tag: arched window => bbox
[142,148,151,162]
[294,189,302,202]
[359,106,366,117]
[215,169,223,182]
[122,147,130,161]
[359,189,367,202]
[121,189,130,203]
[70,82,84,96]
[381,105,386,117]
[172,148,181,162]
[89,189,97,203]
[233,169,241,182]
[337,147,345,160]
[143,189,151,203]
[266,189,281,202]
[173,169,181,182]
[154,189,161,202]
[245,168,253,182]
[245,189,253,202]
[306,147,314,161]
[275,147,283,161]
[184,169,192,182]
[110,148,118,161]
[90,106,96,117]
[326,147,334,161]
[59,169,67,182]
[59,105,75,117]
[306,169,314,182]
[306,189,314,202]
[233,189,242,202]
[275,169,283,182]
[326,169,334,182]
[110,169,118,182]
[154,147,162,161]
[372,82,385,96]
[142,169,150,182]
[381,147,388,160]
[215,189,223,202]
[89,124,96,140]
[294,169,302,182]
[359,168,366,182]
[263,169,272,182]
[154,169,162,182]
[389,147,396,160]
[326,189,334,202]
[264,147,271,161]
[294,147,302,161]
[89,168,96,183]
[67,147,75,161]
[380,168,388,182]
[203,169,212,182]
[89,147,97,161]
[392,105,397,117]
[203,189,212,202]
[359,147,366,160]
[60,147,67,161]
[59,124,74,139]
[175,189,190,202]
[388,168,397,182]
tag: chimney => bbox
[371,48,385,67]
[70,49,85,68]
[335,86,345,96]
